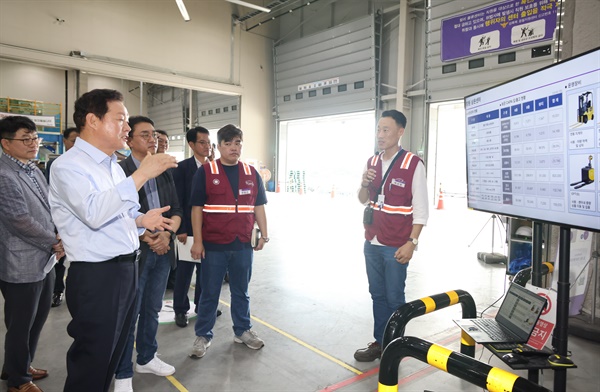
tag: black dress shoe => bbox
[217,309,222,317]
[354,342,382,362]
[51,292,63,307]
[175,313,188,327]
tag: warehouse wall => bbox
[0,0,274,166]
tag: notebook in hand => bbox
[454,283,547,344]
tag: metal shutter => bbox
[274,15,378,121]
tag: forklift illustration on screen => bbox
[570,155,595,189]
[577,91,594,124]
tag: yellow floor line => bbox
[165,298,364,391]
[167,375,189,392]
[219,299,363,375]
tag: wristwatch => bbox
[408,237,418,246]
[261,237,270,243]
[167,230,176,241]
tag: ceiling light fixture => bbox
[225,0,271,13]
[175,0,191,21]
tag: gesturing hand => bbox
[141,206,174,232]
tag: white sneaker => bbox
[135,354,175,376]
[234,329,264,350]
[190,336,211,358]
[114,377,133,392]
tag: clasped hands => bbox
[52,234,65,259]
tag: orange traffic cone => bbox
[436,186,444,210]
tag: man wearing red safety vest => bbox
[189,124,269,359]
[354,110,429,362]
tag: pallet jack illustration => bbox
[577,91,594,124]
[570,155,595,189]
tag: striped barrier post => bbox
[378,336,551,392]
[383,290,477,357]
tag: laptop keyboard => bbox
[489,342,519,351]
[472,319,516,340]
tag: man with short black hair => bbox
[0,115,63,392]
[172,127,211,327]
[113,116,182,392]
[155,129,169,154]
[189,124,269,359]
[49,89,178,392]
[354,110,428,362]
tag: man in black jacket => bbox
[114,116,183,392]
[171,126,211,327]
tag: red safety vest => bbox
[202,159,257,244]
[364,150,420,247]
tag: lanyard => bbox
[371,149,405,203]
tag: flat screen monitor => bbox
[465,48,600,232]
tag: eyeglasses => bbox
[133,132,159,141]
[195,140,210,145]
[4,136,41,146]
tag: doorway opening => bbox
[427,100,467,203]
[278,111,375,198]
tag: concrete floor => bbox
[2,193,599,391]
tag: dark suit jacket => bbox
[172,156,199,237]
[119,155,183,269]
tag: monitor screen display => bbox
[465,48,600,232]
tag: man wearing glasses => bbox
[113,116,182,392]
[172,126,214,327]
[0,115,63,392]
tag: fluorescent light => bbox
[175,0,191,21]
[226,0,271,13]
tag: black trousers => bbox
[53,255,66,293]
[0,269,54,388]
[63,260,137,392]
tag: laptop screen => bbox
[496,283,547,340]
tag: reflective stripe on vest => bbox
[204,204,255,214]
[400,152,415,169]
[209,160,219,174]
[369,201,413,215]
[370,153,381,167]
[204,204,235,213]
[242,162,252,175]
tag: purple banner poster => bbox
[441,0,558,62]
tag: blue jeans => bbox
[194,248,253,339]
[364,241,408,345]
[115,252,171,379]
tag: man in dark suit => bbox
[113,116,183,392]
[0,115,63,392]
[171,127,212,327]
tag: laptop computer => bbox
[454,283,547,344]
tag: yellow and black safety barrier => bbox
[378,336,551,392]
[382,289,476,357]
